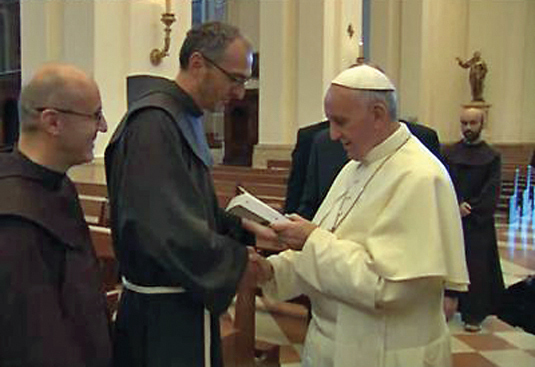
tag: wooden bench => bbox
[75,181,108,198]
[213,165,289,175]
[88,225,120,318]
[214,181,287,201]
[221,265,280,367]
[212,171,288,186]
[267,159,291,170]
[80,195,109,227]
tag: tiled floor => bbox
[248,213,535,367]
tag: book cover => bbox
[226,188,289,226]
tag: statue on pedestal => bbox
[456,51,488,102]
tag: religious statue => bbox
[456,51,488,102]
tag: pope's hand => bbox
[242,218,278,242]
[270,214,318,251]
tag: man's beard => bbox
[463,129,481,143]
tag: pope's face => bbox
[325,85,377,161]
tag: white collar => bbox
[359,123,410,165]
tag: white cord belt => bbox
[122,276,186,294]
[121,276,211,367]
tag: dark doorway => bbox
[223,88,258,166]
[0,0,21,149]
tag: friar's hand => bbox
[270,214,318,251]
[459,202,472,217]
[248,249,274,285]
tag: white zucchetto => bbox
[332,65,395,91]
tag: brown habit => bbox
[0,150,111,367]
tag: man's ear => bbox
[371,102,388,125]
[40,110,62,136]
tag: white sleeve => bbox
[294,228,442,311]
[260,250,304,302]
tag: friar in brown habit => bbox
[0,63,111,366]
[442,107,504,332]
[105,22,276,367]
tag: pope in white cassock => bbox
[251,65,469,367]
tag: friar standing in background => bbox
[0,63,111,367]
[442,107,504,332]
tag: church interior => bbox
[1,0,535,366]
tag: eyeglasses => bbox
[201,54,250,86]
[34,107,104,122]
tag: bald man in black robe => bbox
[442,107,504,332]
[0,64,111,366]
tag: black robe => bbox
[105,76,251,367]
[0,150,111,367]
[284,120,329,214]
[443,140,505,324]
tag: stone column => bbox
[255,0,362,166]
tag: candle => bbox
[165,0,171,13]
[358,39,364,58]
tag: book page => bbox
[226,188,290,225]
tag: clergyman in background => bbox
[442,107,504,332]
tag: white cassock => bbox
[262,124,469,367]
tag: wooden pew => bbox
[212,170,288,186]
[89,226,115,259]
[80,195,109,227]
[214,181,287,203]
[267,159,291,170]
[75,181,108,198]
[212,165,289,183]
[89,226,121,321]
[213,165,289,175]
[221,264,280,367]
[89,226,120,317]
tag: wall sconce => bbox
[150,1,176,66]
[347,24,355,39]
[347,23,365,65]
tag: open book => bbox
[226,187,290,226]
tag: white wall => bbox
[21,0,191,158]
[22,0,534,162]
[258,0,297,145]
[257,0,362,146]
[370,0,535,144]
[227,0,260,50]
[467,0,535,143]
